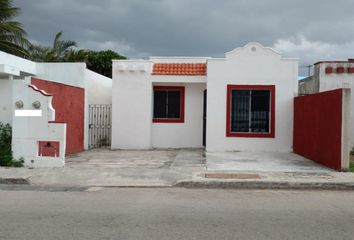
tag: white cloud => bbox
[273,36,354,64]
[273,36,354,75]
[81,40,151,59]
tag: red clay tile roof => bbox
[152,63,207,76]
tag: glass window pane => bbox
[167,90,181,118]
[231,90,250,132]
[153,90,167,118]
[250,90,270,133]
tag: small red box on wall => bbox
[38,141,60,157]
[347,67,354,73]
[336,67,345,73]
[325,66,333,74]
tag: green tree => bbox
[28,31,126,77]
[29,31,77,61]
[0,0,30,57]
[64,49,126,78]
[64,48,90,62]
[86,50,126,78]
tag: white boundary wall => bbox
[12,78,66,167]
[0,77,13,124]
[317,63,354,149]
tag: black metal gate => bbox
[89,104,112,149]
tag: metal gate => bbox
[89,104,112,149]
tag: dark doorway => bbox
[203,90,207,146]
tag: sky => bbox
[14,0,354,76]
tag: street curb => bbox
[175,180,354,190]
[0,184,87,192]
[0,178,30,185]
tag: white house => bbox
[299,59,354,149]
[112,42,299,152]
[0,51,111,167]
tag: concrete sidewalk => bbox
[1,149,354,190]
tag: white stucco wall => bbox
[151,83,205,148]
[206,42,298,152]
[36,63,86,88]
[0,51,36,75]
[0,51,36,124]
[111,60,153,149]
[318,63,354,148]
[85,69,112,105]
[0,77,13,124]
[12,78,66,167]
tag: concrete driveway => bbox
[58,148,206,187]
[207,151,332,173]
[0,149,336,188]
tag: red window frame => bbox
[153,86,185,123]
[226,84,275,138]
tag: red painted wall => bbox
[293,89,343,170]
[31,78,85,154]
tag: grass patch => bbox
[350,152,354,172]
[350,162,354,172]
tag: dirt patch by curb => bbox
[0,178,30,185]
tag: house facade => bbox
[299,59,354,149]
[112,42,298,152]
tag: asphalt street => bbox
[0,187,354,240]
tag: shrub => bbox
[0,123,23,167]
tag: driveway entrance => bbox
[62,149,333,187]
[65,149,206,186]
[206,151,332,173]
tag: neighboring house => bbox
[0,51,111,167]
[299,59,354,149]
[112,42,298,152]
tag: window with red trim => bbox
[153,86,185,123]
[226,85,275,138]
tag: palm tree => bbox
[29,31,77,62]
[64,48,90,62]
[0,0,30,56]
